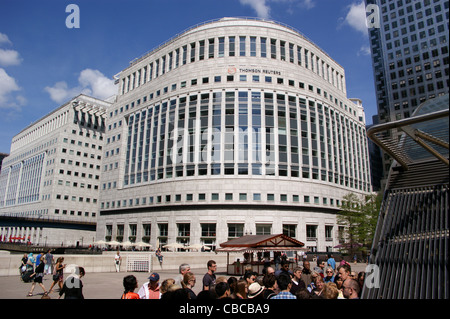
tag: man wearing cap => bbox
[138,272,161,299]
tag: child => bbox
[121,275,140,299]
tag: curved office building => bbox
[97,18,372,251]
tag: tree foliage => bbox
[337,192,382,255]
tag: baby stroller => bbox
[21,264,34,283]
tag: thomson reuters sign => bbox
[227,66,281,76]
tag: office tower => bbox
[366,0,449,179]
[0,95,111,246]
[97,18,372,252]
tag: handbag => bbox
[52,265,59,281]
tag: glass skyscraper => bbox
[366,0,449,179]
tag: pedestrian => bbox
[337,263,352,282]
[295,288,312,299]
[343,278,360,299]
[35,251,43,268]
[290,267,306,295]
[155,248,163,268]
[235,279,248,299]
[357,271,365,297]
[247,282,264,300]
[275,260,292,277]
[202,260,217,291]
[306,271,320,293]
[160,278,176,296]
[138,272,161,299]
[44,249,54,275]
[27,253,35,270]
[262,273,278,299]
[227,276,238,299]
[27,255,48,297]
[19,253,28,276]
[327,254,336,271]
[121,275,140,299]
[59,266,85,299]
[301,260,313,287]
[310,275,325,298]
[314,260,326,278]
[174,263,190,286]
[324,266,335,283]
[181,271,197,299]
[334,275,345,299]
[215,282,231,299]
[243,271,256,287]
[271,273,296,299]
[274,253,281,271]
[322,282,339,299]
[114,251,122,272]
[48,257,65,294]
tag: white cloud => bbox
[240,0,271,19]
[0,49,22,66]
[0,68,25,110]
[44,68,117,104]
[299,0,315,10]
[0,33,12,45]
[357,45,371,56]
[343,1,368,35]
[239,0,315,19]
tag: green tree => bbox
[337,192,382,258]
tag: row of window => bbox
[0,153,45,207]
[116,91,370,191]
[55,194,98,204]
[101,191,342,210]
[121,33,346,96]
[54,209,96,218]
[105,222,341,250]
[111,73,357,124]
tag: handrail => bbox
[367,109,449,169]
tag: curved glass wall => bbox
[120,90,370,192]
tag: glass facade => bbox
[120,91,370,192]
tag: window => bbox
[228,223,244,238]
[229,36,235,56]
[256,224,272,235]
[239,36,246,56]
[201,224,216,237]
[283,224,296,238]
[306,225,317,240]
[250,37,256,56]
[218,37,225,57]
[261,38,267,57]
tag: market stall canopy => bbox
[216,234,306,253]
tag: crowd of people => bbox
[20,250,85,299]
[19,250,364,300]
[121,255,365,300]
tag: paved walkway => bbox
[0,262,369,300]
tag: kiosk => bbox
[217,234,307,275]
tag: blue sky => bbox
[0,0,376,153]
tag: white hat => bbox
[247,282,264,298]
